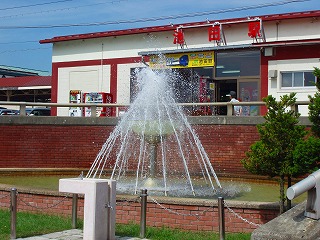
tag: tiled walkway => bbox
[16,229,148,240]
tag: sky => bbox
[0,0,318,75]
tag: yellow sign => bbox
[149,51,214,69]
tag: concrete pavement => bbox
[16,229,148,240]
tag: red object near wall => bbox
[208,25,221,41]
[248,21,261,38]
[83,92,113,117]
[173,29,184,44]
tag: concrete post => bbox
[226,103,233,116]
[90,106,97,117]
[19,104,27,116]
[59,178,116,240]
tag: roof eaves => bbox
[39,25,177,44]
[39,10,320,44]
[252,38,320,47]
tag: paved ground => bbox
[16,229,148,240]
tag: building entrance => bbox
[211,79,237,115]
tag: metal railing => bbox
[287,169,320,220]
[0,100,310,117]
[139,190,227,239]
[8,188,78,239]
[5,186,264,238]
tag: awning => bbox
[138,44,254,56]
[139,38,320,56]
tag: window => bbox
[215,50,260,78]
[281,71,316,88]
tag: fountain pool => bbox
[0,174,307,203]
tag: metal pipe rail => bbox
[140,189,148,239]
[0,100,310,116]
[287,169,320,219]
[218,197,226,240]
[10,188,17,239]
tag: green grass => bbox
[0,208,83,239]
[0,209,250,240]
[116,223,251,240]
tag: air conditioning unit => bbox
[264,47,274,56]
[268,70,277,79]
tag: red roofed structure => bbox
[0,76,51,102]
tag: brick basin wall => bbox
[0,116,272,176]
[0,188,279,233]
[0,116,309,233]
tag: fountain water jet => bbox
[86,64,222,197]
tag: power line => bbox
[0,0,75,11]
[0,0,310,29]
[0,40,38,45]
[0,47,51,54]
[0,0,128,19]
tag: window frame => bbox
[280,70,316,89]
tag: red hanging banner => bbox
[173,29,184,45]
[208,25,221,41]
[248,21,261,38]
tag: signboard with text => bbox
[149,51,214,69]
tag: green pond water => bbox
[0,175,306,203]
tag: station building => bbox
[40,10,320,116]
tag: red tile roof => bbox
[0,76,51,88]
[39,10,320,44]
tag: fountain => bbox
[58,60,237,239]
[86,63,222,197]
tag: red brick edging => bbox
[0,188,279,233]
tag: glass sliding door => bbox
[238,80,259,116]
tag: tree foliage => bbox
[242,93,306,177]
[308,67,320,137]
[292,136,320,174]
[293,67,320,176]
[241,93,307,213]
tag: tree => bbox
[308,67,320,137]
[241,93,307,213]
